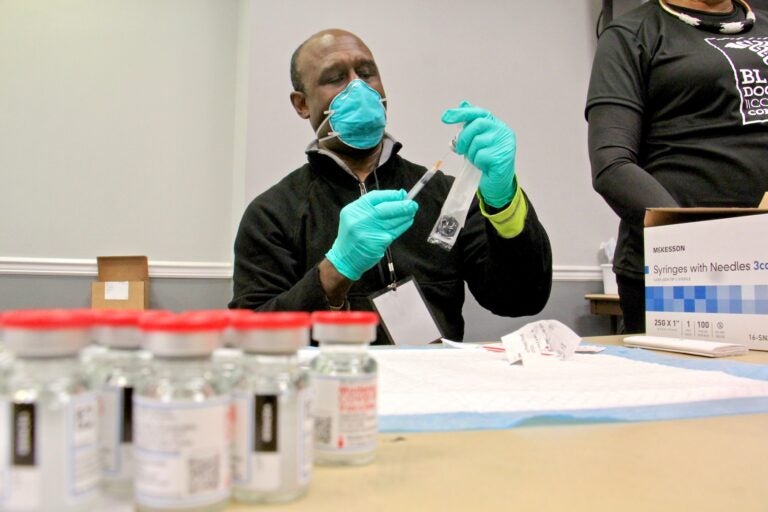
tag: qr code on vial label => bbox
[314,417,332,445]
[188,453,220,495]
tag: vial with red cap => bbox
[133,311,232,512]
[0,311,13,379]
[230,311,313,504]
[0,309,100,511]
[211,309,257,391]
[309,311,379,466]
[89,309,151,497]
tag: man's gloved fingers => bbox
[372,199,419,220]
[454,117,498,155]
[473,147,507,177]
[357,234,391,256]
[377,216,414,233]
[362,189,406,206]
[441,106,492,126]
[372,214,417,240]
[441,101,493,126]
[388,216,417,238]
[464,129,499,165]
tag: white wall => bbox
[243,0,619,268]
[0,0,622,274]
[0,0,239,262]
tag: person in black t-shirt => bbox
[586,0,768,332]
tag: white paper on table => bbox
[501,332,557,367]
[374,349,768,416]
[500,320,582,365]
[442,339,605,357]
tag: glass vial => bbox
[212,310,257,392]
[90,309,151,497]
[231,311,312,504]
[134,311,232,512]
[0,311,13,381]
[0,309,100,512]
[309,311,378,466]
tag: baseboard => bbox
[0,257,232,279]
[0,258,604,282]
[553,265,603,282]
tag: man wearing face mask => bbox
[230,28,553,344]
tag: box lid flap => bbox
[96,256,149,281]
[644,207,768,228]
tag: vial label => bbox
[69,393,100,497]
[2,394,99,509]
[232,393,280,491]
[297,387,313,485]
[133,395,232,508]
[312,375,377,453]
[0,401,7,504]
[6,401,40,509]
[99,386,133,478]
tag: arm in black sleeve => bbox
[461,192,553,317]
[588,103,678,225]
[229,198,330,312]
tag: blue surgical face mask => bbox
[316,79,387,150]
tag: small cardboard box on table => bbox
[91,256,149,310]
[644,196,768,351]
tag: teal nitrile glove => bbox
[326,189,419,281]
[441,100,517,208]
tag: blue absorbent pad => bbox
[377,345,768,433]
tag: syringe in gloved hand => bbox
[406,136,457,200]
[406,159,442,200]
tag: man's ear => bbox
[290,91,310,119]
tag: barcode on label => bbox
[314,416,331,445]
[188,453,220,495]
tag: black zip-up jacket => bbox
[230,138,552,344]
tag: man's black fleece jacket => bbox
[230,140,552,344]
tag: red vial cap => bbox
[139,310,228,333]
[91,309,144,327]
[232,311,311,330]
[1,309,95,329]
[311,311,379,326]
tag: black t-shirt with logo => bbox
[586,2,768,277]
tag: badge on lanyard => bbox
[369,276,442,345]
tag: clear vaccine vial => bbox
[134,311,232,512]
[211,310,256,392]
[231,311,313,504]
[222,309,259,349]
[0,312,13,381]
[309,311,379,466]
[0,309,100,512]
[90,309,151,497]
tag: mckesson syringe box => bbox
[644,207,768,351]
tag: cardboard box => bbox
[644,199,768,351]
[91,256,149,310]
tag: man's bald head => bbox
[288,28,385,150]
[290,29,371,92]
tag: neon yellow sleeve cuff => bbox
[477,185,527,239]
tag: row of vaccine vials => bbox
[0,308,379,511]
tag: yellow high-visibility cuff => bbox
[478,186,527,238]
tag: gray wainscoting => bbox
[0,276,614,340]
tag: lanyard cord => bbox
[360,171,398,290]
